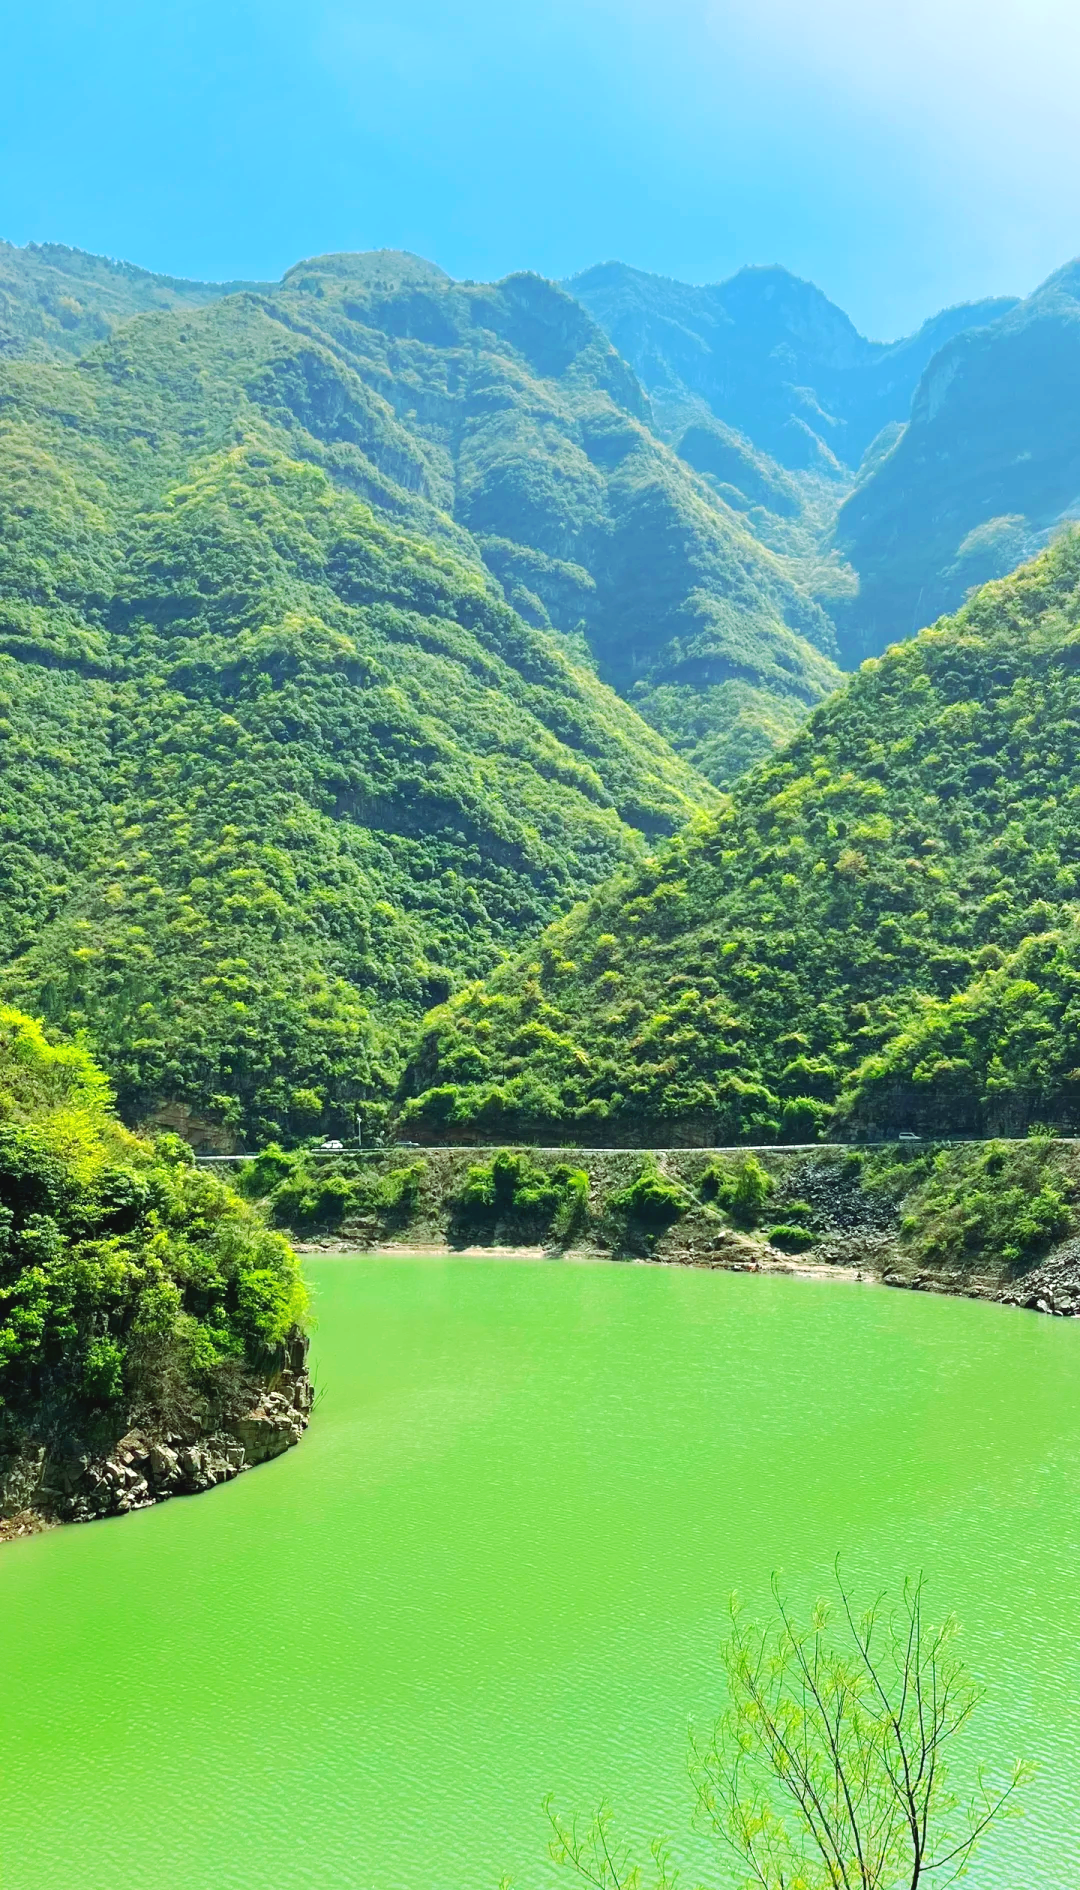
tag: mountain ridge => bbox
[0,272,725,1144]
[400,532,1080,1144]
[834,261,1080,661]
[565,258,1017,472]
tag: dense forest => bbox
[0,1006,306,1520]
[4,236,1080,1153]
[403,534,1080,1142]
[0,243,842,788]
[0,264,733,1143]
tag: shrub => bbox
[780,1096,831,1142]
[901,1142,1072,1270]
[552,1168,590,1243]
[454,1150,589,1240]
[768,1223,819,1253]
[0,1009,307,1443]
[609,1162,686,1229]
[267,1167,357,1231]
[239,1142,297,1199]
[378,1162,425,1215]
[701,1154,774,1228]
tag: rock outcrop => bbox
[0,1336,313,1539]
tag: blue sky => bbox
[2,0,1078,337]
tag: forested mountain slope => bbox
[834,262,1080,662]
[401,535,1080,1143]
[256,252,841,782]
[0,240,843,786]
[0,283,717,1146]
[0,239,257,361]
[566,260,1013,473]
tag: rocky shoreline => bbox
[299,1222,1080,1319]
[0,1336,314,1543]
[309,1142,1080,1318]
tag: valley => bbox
[6,230,1080,1554]
[7,6,1080,1882]
[2,236,1079,1161]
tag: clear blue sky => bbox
[3,0,1077,337]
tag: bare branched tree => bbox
[693,1566,1027,1888]
[540,1799,678,1890]
[543,1567,1027,1890]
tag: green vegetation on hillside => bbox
[835,262,1080,663]
[249,1140,1080,1296]
[402,535,1080,1142]
[0,1008,305,1474]
[0,278,720,1143]
[0,240,843,789]
[0,239,255,362]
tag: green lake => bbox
[1,1256,1079,1888]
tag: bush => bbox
[768,1223,819,1253]
[609,1161,686,1230]
[780,1096,831,1142]
[454,1150,589,1241]
[0,1009,307,1444]
[701,1154,774,1228]
[553,1168,590,1243]
[268,1167,358,1231]
[900,1142,1073,1270]
[239,1143,296,1199]
[378,1162,425,1216]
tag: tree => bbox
[545,1568,1026,1890]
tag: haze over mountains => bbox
[6,235,1078,687]
[565,260,1016,474]
[567,257,1080,666]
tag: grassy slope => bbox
[401,534,1080,1141]
[0,292,715,1144]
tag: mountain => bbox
[565,260,1015,473]
[0,239,259,361]
[0,260,723,1146]
[834,261,1080,663]
[0,241,843,788]
[400,533,1080,1143]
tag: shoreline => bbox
[285,1143,1080,1318]
[1,1348,314,1546]
[296,1240,884,1289]
[293,1239,1072,1316]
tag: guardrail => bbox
[192,1134,1076,1165]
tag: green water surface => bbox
[1,1257,1078,1888]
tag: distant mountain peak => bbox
[566,260,1022,473]
[280,249,451,290]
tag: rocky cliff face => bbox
[0,1335,313,1541]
